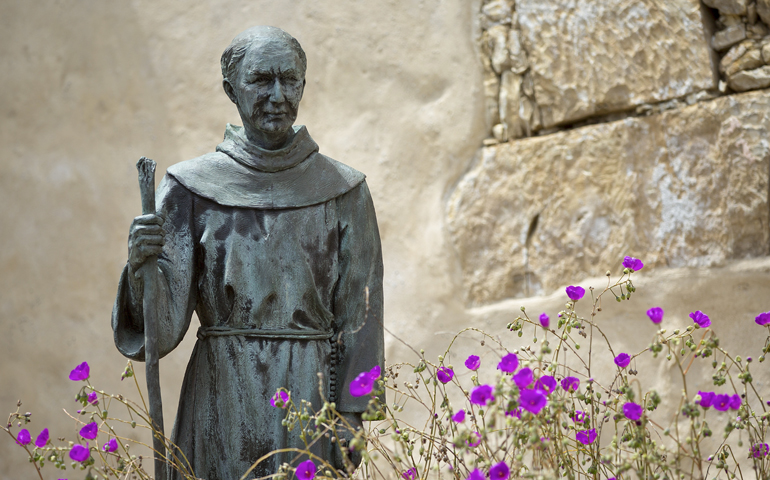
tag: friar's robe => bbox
[112,124,384,480]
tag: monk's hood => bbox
[166,124,365,209]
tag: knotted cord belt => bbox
[196,326,340,402]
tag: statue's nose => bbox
[268,79,285,103]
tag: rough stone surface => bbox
[704,0,748,15]
[728,64,770,89]
[713,23,748,51]
[516,0,716,128]
[724,47,763,75]
[447,90,770,305]
[499,71,524,139]
[720,40,756,73]
[762,41,770,62]
[758,0,770,25]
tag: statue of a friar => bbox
[111,26,384,479]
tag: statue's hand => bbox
[128,214,165,272]
[334,412,363,472]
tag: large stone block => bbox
[447,90,770,305]
[516,0,716,128]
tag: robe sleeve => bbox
[333,180,385,413]
[112,174,198,361]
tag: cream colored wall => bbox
[1,0,769,478]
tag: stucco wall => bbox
[1,0,769,478]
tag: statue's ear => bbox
[299,78,306,101]
[223,80,238,105]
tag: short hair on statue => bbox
[220,26,307,85]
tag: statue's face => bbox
[231,40,305,137]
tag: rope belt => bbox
[196,326,335,341]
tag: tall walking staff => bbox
[136,157,167,480]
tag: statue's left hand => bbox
[334,412,363,472]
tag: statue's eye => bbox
[250,75,272,84]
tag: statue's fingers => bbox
[134,224,164,236]
[133,213,165,226]
[138,244,164,257]
[136,234,165,247]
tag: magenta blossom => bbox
[505,407,522,419]
[466,431,481,448]
[713,394,731,411]
[436,367,454,384]
[614,353,631,368]
[566,286,585,301]
[571,410,589,424]
[497,353,519,373]
[87,392,99,405]
[489,461,510,480]
[350,371,375,397]
[16,429,31,446]
[270,390,289,408]
[561,376,580,392]
[35,428,49,448]
[470,384,495,406]
[623,402,643,421]
[103,438,118,453]
[729,394,741,410]
[295,459,316,480]
[698,391,715,409]
[369,365,381,379]
[519,388,548,415]
[751,443,769,458]
[539,313,550,329]
[465,355,480,371]
[401,468,417,480]
[535,375,557,394]
[690,310,711,328]
[576,429,597,445]
[452,409,466,423]
[623,256,644,271]
[646,307,664,324]
[69,362,90,381]
[756,312,770,326]
[69,443,90,462]
[513,367,533,388]
[467,469,485,480]
[79,422,98,440]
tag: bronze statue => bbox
[112,26,384,479]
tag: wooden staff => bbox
[136,157,166,480]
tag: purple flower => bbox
[713,394,731,411]
[103,438,118,453]
[349,371,375,397]
[369,365,381,380]
[467,469,484,480]
[729,394,741,411]
[566,286,585,301]
[534,375,557,394]
[646,307,664,324]
[690,310,711,328]
[452,409,466,423]
[87,392,99,405]
[623,402,643,421]
[614,353,631,368]
[69,362,90,381]
[295,459,316,480]
[69,443,90,462]
[79,422,98,440]
[470,385,495,406]
[401,468,417,480]
[751,443,769,458]
[623,256,644,271]
[539,313,550,329]
[436,367,454,384]
[698,391,715,409]
[497,353,519,373]
[465,355,480,371]
[576,429,597,445]
[466,431,481,447]
[571,410,589,424]
[513,368,533,388]
[35,428,49,448]
[489,461,510,480]
[560,376,580,392]
[270,390,289,408]
[16,429,31,446]
[519,388,548,415]
[505,407,522,419]
[755,312,770,326]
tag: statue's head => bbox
[221,26,307,148]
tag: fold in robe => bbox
[112,126,384,480]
